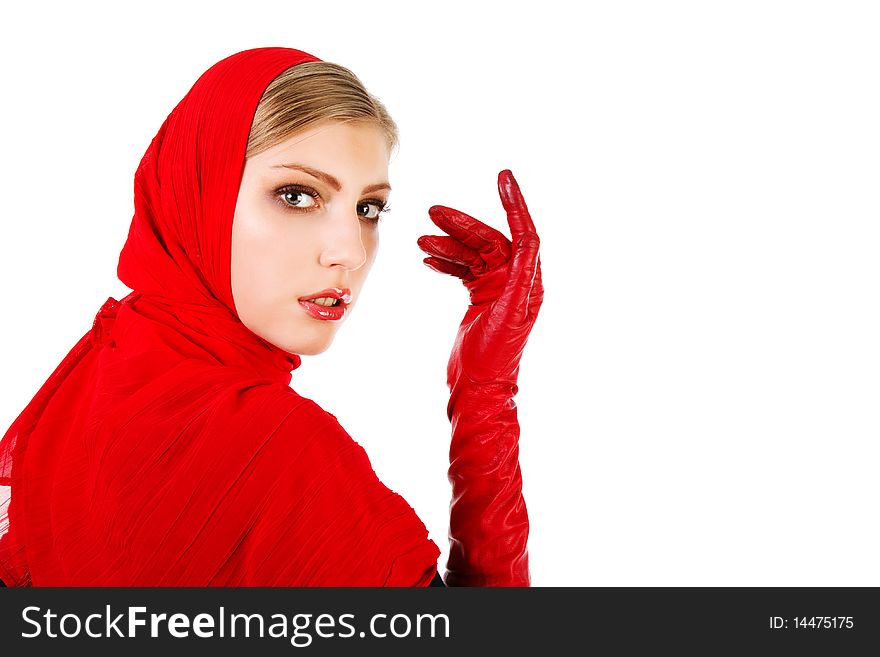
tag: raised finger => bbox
[498,170,537,240]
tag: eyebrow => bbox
[270,163,391,194]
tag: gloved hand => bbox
[417,169,543,586]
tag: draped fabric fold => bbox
[0,47,440,586]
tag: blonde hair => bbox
[246,61,399,158]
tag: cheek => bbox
[232,209,314,306]
[232,209,285,307]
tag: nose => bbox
[318,206,368,271]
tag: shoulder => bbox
[240,385,440,585]
[273,386,361,452]
[244,384,379,485]
[279,394,381,484]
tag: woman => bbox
[0,47,542,587]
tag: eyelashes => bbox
[273,184,391,223]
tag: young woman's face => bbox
[231,120,391,356]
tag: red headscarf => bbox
[0,47,440,586]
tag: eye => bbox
[276,185,319,210]
[358,200,391,222]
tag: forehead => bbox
[255,122,389,168]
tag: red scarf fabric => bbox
[0,47,440,586]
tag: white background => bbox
[1,1,878,586]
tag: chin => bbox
[244,318,336,357]
[279,328,336,356]
[293,341,333,356]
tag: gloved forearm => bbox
[445,382,529,587]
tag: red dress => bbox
[0,47,440,587]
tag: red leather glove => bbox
[417,169,543,586]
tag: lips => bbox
[297,287,352,322]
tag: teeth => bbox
[331,288,353,304]
[310,297,338,307]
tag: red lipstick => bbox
[297,287,352,322]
